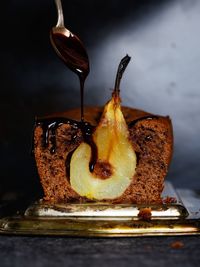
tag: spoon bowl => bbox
[50,0,89,78]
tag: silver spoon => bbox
[50,0,90,120]
[50,0,89,77]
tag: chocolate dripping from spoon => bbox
[50,0,90,122]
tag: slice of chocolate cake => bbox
[33,100,173,204]
[44,5,173,205]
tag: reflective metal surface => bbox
[0,182,200,237]
[24,182,187,220]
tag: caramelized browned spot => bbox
[93,161,113,179]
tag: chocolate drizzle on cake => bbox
[35,117,98,176]
[34,114,159,179]
[35,117,79,153]
[80,122,98,172]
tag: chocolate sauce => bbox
[65,122,98,177]
[36,117,84,152]
[35,117,97,175]
[65,149,76,178]
[50,31,90,121]
[36,118,73,154]
[79,122,98,172]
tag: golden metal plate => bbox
[0,182,200,237]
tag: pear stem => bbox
[114,54,131,98]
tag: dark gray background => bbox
[0,0,200,200]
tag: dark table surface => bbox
[0,235,200,267]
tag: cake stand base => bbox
[0,182,200,237]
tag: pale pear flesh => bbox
[70,95,137,200]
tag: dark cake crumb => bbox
[138,207,152,221]
[162,196,177,204]
[170,241,184,249]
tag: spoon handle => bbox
[54,0,64,27]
